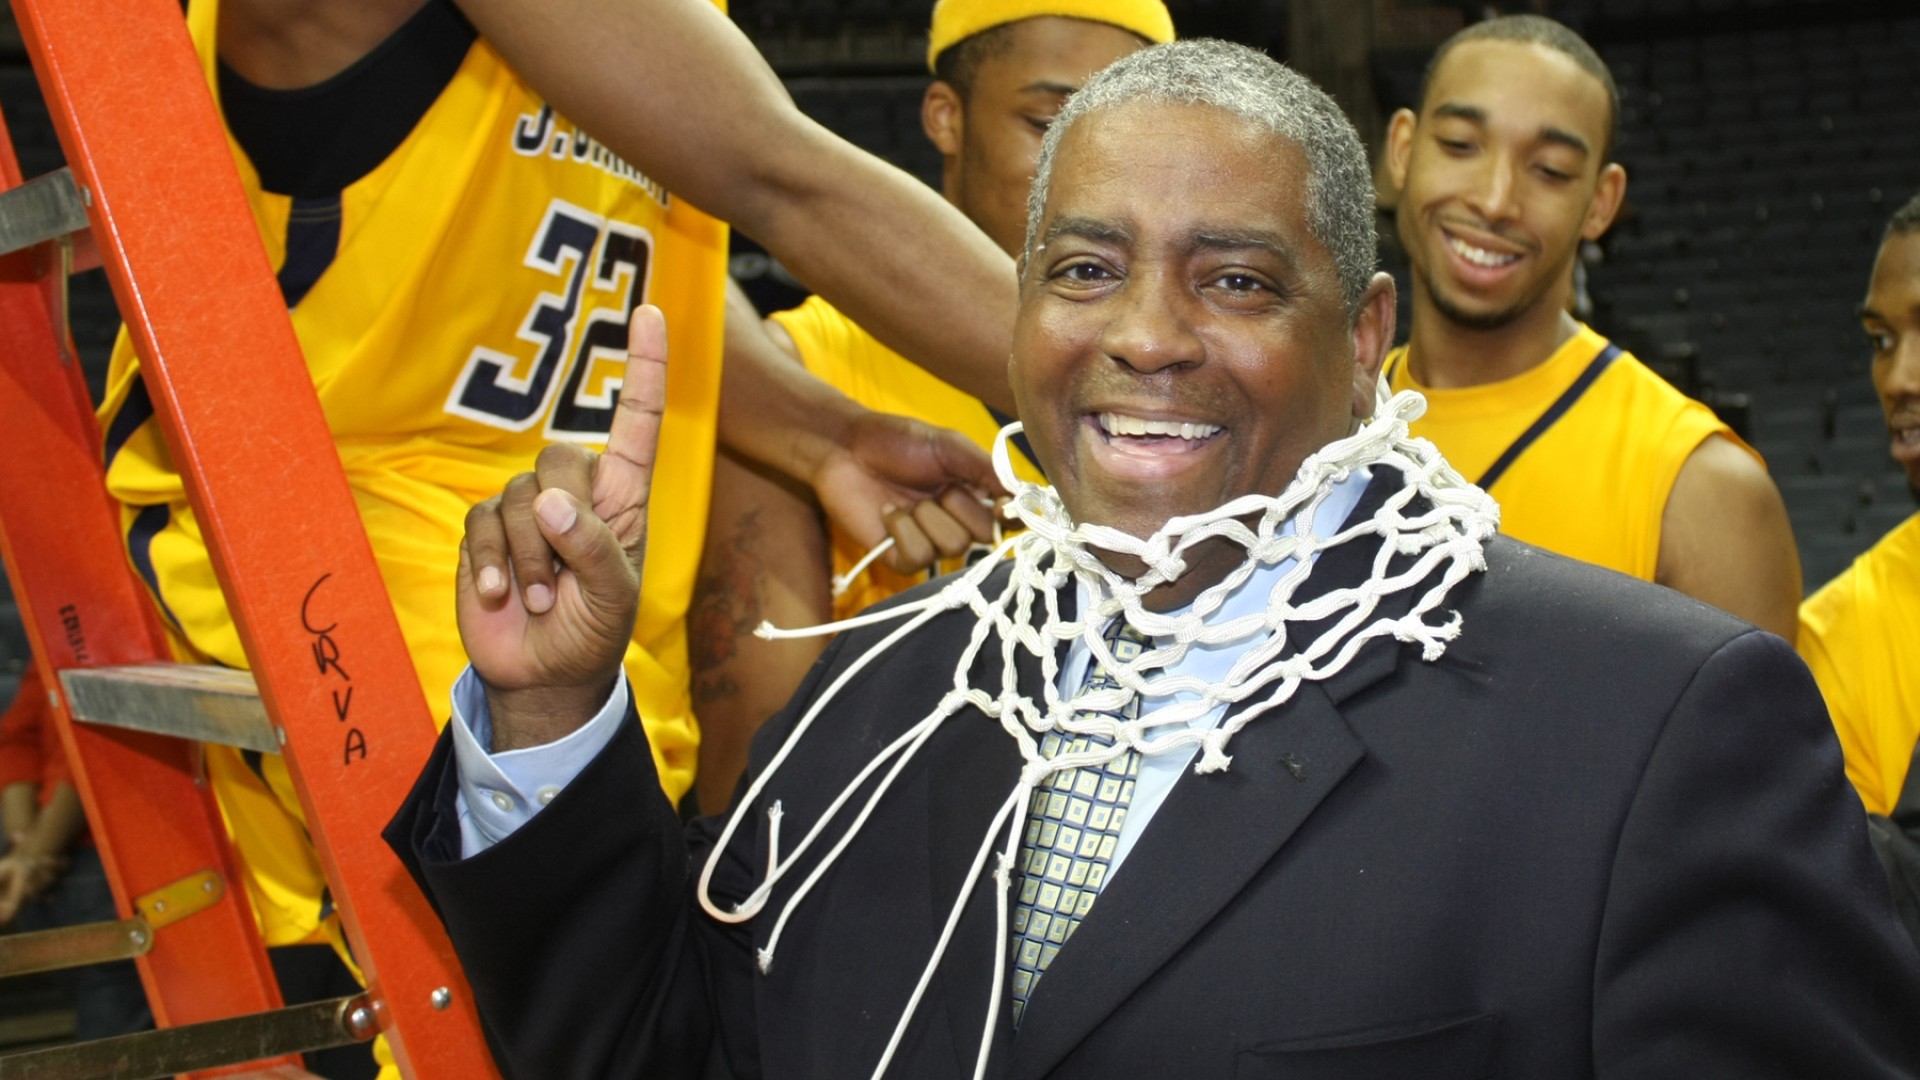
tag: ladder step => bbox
[0,995,369,1080]
[0,167,87,258]
[0,917,150,979]
[58,664,277,753]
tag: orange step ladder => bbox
[0,0,500,1075]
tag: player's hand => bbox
[457,307,666,751]
[0,843,64,926]
[810,412,1007,576]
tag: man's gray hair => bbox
[1024,39,1378,313]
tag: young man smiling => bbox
[1383,16,1801,640]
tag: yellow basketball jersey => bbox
[1798,511,1920,816]
[771,295,1044,617]
[98,1,724,944]
[1385,323,1747,580]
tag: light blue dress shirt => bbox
[450,467,1370,862]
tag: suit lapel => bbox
[1004,472,1418,1079]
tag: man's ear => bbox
[1349,272,1398,420]
[922,80,966,159]
[1384,108,1418,194]
[1582,161,1628,241]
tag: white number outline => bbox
[444,198,653,437]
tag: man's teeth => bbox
[1100,413,1222,440]
[1447,235,1520,268]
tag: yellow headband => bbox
[927,0,1175,73]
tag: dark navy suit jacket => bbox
[389,477,1920,1079]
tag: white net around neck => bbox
[698,387,1499,1080]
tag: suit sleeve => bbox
[1592,629,1920,1076]
[385,708,723,1079]
[384,626,865,1080]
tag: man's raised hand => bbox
[457,306,667,751]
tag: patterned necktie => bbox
[1008,618,1149,1027]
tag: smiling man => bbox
[1383,16,1801,640]
[391,41,1920,1079]
[689,0,1172,812]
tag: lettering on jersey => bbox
[300,573,367,767]
[445,199,655,441]
[513,104,671,208]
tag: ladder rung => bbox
[59,663,277,753]
[0,167,87,258]
[0,916,150,978]
[0,995,371,1080]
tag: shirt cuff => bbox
[449,666,629,858]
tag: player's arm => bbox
[761,314,803,364]
[451,0,1017,414]
[0,783,80,926]
[0,783,33,843]
[1656,435,1802,642]
[718,281,1002,573]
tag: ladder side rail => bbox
[0,101,297,1054]
[9,1,502,1074]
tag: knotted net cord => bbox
[698,387,1499,1080]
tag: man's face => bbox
[925,17,1147,256]
[1860,231,1920,501]
[1011,101,1391,609]
[1386,39,1623,332]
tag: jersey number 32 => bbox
[445,198,653,440]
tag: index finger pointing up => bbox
[592,304,668,557]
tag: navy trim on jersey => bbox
[240,748,272,786]
[126,503,184,633]
[217,0,475,199]
[1474,343,1622,490]
[1385,343,1623,491]
[985,404,1046,481]
[102,373,154,467]
[278,195,343,309]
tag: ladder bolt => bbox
[153,899,166,912]
[275,725,288,746]
[347,1005,375,1037]
[47,689,60,710]
[130,926,148,947]
[430,987,451,1010]
[79,184,92,207]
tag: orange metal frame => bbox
[0,0,499,1074]
[0,107,296,1069]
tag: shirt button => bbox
[536,786,560,807]
[488,790,513,812]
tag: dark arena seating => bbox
[1588,1,1920,590]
